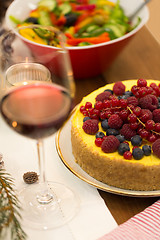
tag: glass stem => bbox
[36,139,53,204]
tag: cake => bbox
[71,79,160,191]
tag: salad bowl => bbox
[5,0,149,79]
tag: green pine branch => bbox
[0,168,27,240]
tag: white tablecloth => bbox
[0,117,117,240]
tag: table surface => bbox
[74,26,160,226]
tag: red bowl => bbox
[68,36,134,79]
[5,0,149,79]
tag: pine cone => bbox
[23,172,38,184]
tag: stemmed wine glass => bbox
[0,25,79,230]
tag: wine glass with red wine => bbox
[0,25,79,230]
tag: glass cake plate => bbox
[55,109,160,197]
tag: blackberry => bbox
[116,134,125,143]
[142,145,151,156]
[96,131,105,139]
[106,128,119,136]
[83,116,91,122]
[101,119,109,131]
[132,148,144,160]
[118,143,130,155]
[131,135,142,146]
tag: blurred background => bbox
[0,0,159,42]
[147,0,160,43]
[0,0,159,43]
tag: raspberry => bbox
[101,135,120,153]
[127,96,138,107]
[82,119,99,135]
[108,114,123,129]
[113,81,126,96]
[96,91,111,102]
[139,94,158,111]
[120,124,137,140]
[152,139,160,158]
[153,109,160,123]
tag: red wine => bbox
[1,83,71,139]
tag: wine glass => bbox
[0,25,79,230]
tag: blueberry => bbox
[124,91,133,96]
[116,134,125,143]
[118,143,130,155]
[118,95,128,100]
[132,148,144,160]
[96,131,105,139]
[101,119,109,131]
[131,135,142,146]
[83,116,91,122]
[142,145,151,156]
[106,128,119,136]
[104,89,113,94]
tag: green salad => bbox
[10,0,141,47]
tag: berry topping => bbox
[83,116,91,122]
[120,124,137,140]
[108,114,123,129]
[85,102,92,109]
[137,78,147,87]
[95,101,103,110]
[96,131,105,139]
[101,135,120,153]
[82,119,99,135]
[95,91,111,102]
[131,135,142,146]
[118,143,130,155]
[140,109,153,122]
[153,109,160,123]
[106,128,119,136]
[95,138,103,147]
[80,79,160,161]
[113,81,126,96]
[127,96,138,107]
[116,134,125,143]
[142,145,151,156]
[132,148,144,160]
[101,119,109,131]
[128,113,137,123]
[139,94,158,111]
[123,151,132,160]
[152,139,160,158]
[145,120,155,131]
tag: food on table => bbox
[71,79,160,191]
[9,0,140,47]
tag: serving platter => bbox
[56,110,160,197]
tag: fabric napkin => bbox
[98,199,160,240]
[0,116,117,240]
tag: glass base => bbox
[19,182,80,230]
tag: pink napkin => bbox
[98,199,160,240]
